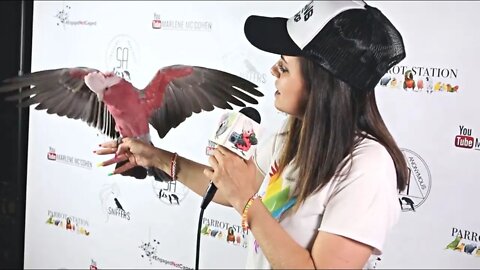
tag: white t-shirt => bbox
[246,126,400,269]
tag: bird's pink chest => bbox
[103,84,150,137]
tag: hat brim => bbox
[244,15,303,56]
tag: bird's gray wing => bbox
[148,65,263,139]
[0,67,119,139]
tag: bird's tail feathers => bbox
[114,160,148,179]
[112,160,173,181]
[113,139,173,181]
[148,167,175,182]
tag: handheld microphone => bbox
[200,107,261,210]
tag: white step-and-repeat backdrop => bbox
[23,1,480,269]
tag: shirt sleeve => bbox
[318,141,401,255]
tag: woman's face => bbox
[270,55,307,118]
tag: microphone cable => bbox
[195,182,217,270]
[194,107,260,269]
[195,206,204,270]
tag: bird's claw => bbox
[115,136,123,148]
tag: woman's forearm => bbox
[248,199,315,269]
[151,148,232,207]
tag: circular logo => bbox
[99,183,121,222]
[105,34,141,82]
[151,179,189,205]
[399,148,432,212]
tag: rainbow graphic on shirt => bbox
[262,161,297,220]
[254,160,297,254]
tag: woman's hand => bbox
[203,145,258,213]
[95,138,162,174]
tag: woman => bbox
[97,1,408,268]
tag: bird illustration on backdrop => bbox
[445,235,462,250]
[403,70,415,90]
[0,65,263,180]
[114,197,125,212]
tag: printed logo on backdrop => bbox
[445,227,480,257]
[152,179,189,205]
[151,13,212,32]
[378,64,459,93]
[47,146,93,170]
[89,259,98,270]
[45,210,90,236]
[398,149,432,212]
[454,125,480,151]
[54,3,97,28]
[139,229,192,269]
[221,51,268,85]
[201,216,249,248]
[54,260,97,270]
[99,183,131,222]
[105,35,141,82]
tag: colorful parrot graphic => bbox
[445,235,462,250]
[379,76,391,86]
[228,126,258,153]
[0,65,263,179]
[464,243,477,254]
[403,70,415,90]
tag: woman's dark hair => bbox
[278,57,408,209]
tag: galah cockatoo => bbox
[0,65,263,179]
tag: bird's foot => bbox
[115,136,123,148]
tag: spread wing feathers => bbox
[0,67,119,139]
[148,65,263,139]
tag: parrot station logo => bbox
[454,125,480,151]
[445,227,480,257]
[151,13,212,32]
[54,3,97,28]
[398,149,432,212]
[201,216,249,249]
[45,210,90,236]
[152,179,189,206]
[105,35,141,83]
[47,146,93,170]
[377,64,459,93]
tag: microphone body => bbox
[201,107,261,209]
